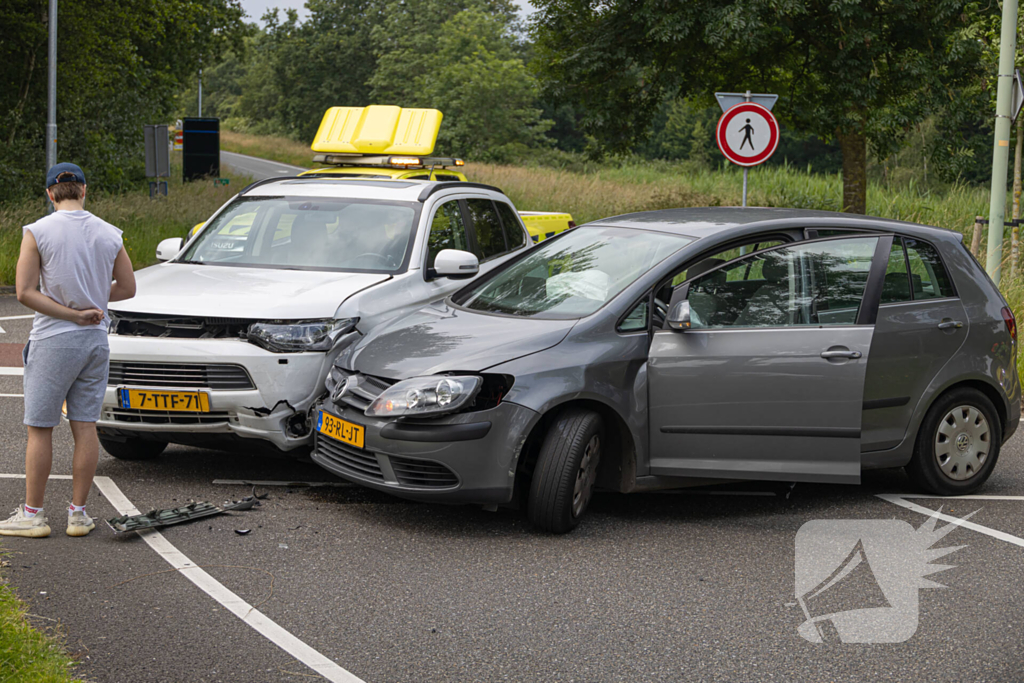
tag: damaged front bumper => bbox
[98,334,357,452]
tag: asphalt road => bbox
[1,292,1023,683]
[221,150,307,180]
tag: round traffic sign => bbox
[716,102,779,167]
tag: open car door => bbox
[647,235,891,484]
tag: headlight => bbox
[366,375,483,418]
[247,318,357,353]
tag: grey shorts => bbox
[23,330,110,427]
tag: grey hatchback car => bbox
[311,208,1020,532]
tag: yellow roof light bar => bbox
[311,105,443,155]
[312,154,464,169]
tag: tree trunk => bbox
[837,128,867,214]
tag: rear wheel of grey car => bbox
[100,437,167,461]
[527,409,604,534]
[906,388,1001,495]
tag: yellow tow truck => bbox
[191,105,574,243]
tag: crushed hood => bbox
[349,301,576,378]
[111,263,389,319]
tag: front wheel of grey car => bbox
[100,436,168,461]
[527,409,605,534]
[906,388,1001,495]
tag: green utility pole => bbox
[987,0,1020,284]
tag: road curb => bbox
[0,287,15,296]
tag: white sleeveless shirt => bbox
[23,210,123,341]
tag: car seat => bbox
[733,256,791,327]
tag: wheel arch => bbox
[514,397,638,497]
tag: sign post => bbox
[715,91,780,207]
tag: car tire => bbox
[905,388,1002,495]
[100,437,168,461]
[527,409,604,534]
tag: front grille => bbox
[330,369,395,412]
[109,362,255,390]
[109,408,232,425]
[390,456,459,488]
[315,436,385,483]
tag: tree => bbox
[234,0,383,141]
[369,1,549,160]
[0,0,246,204]
[532,0,989,213]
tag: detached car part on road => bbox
[98,177,568,458]
[312,207,1020,532]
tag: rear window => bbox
[905,239,955,299]
[496,202,528,251]
[466,198,507,260]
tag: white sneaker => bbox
[66,510,95,537]
[0,505,51,538]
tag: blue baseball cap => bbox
[45,162,86,188]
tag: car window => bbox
[179,196,418,272]
[466,198,507,260]
[434,174,462,181]
[880,239,912,304]
[495,202,528,251]
[904,239,955,299]
[427,199,469,269]
[670,239,785,286]
[618,300,649,332]
[456,226,691,319]
[683,237,879,328]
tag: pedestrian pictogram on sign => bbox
[716,102,780,167]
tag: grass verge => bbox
[0,154,251,284]
[221,131,314,169]
[0,557,83,683]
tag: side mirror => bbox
[433,249,479,279]
[667,301,692,331]
[156,237,184,262]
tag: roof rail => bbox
[418,181,503,202]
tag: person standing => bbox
[0,163,136,538]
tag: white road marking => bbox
[877,494,1024,549]
[212,479,353,488]
[0,315,34,321]
[0,472,366,683]
[0,325,5,334]
[647,490,776,497]
[0,368,23,376]
[0,394,23,398]
[890,494,1024,501]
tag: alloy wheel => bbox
[571,435,601,518]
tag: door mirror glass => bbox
[156,237,184,262]
[434,249,479,278]
[667,301,692,330]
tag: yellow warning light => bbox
[311,106,442,156]
[454,159,465,166]
[388,156,422,166]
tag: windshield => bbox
[456,226,691,319]
[179,196,419,272]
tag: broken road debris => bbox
[106,494,264,533]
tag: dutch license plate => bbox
[317,410,365,449]
[118,388,210,412]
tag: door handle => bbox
[937,320,963,330]
[820,350,862,360]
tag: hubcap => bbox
[572,435,601,518]
[935,405,990,482]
